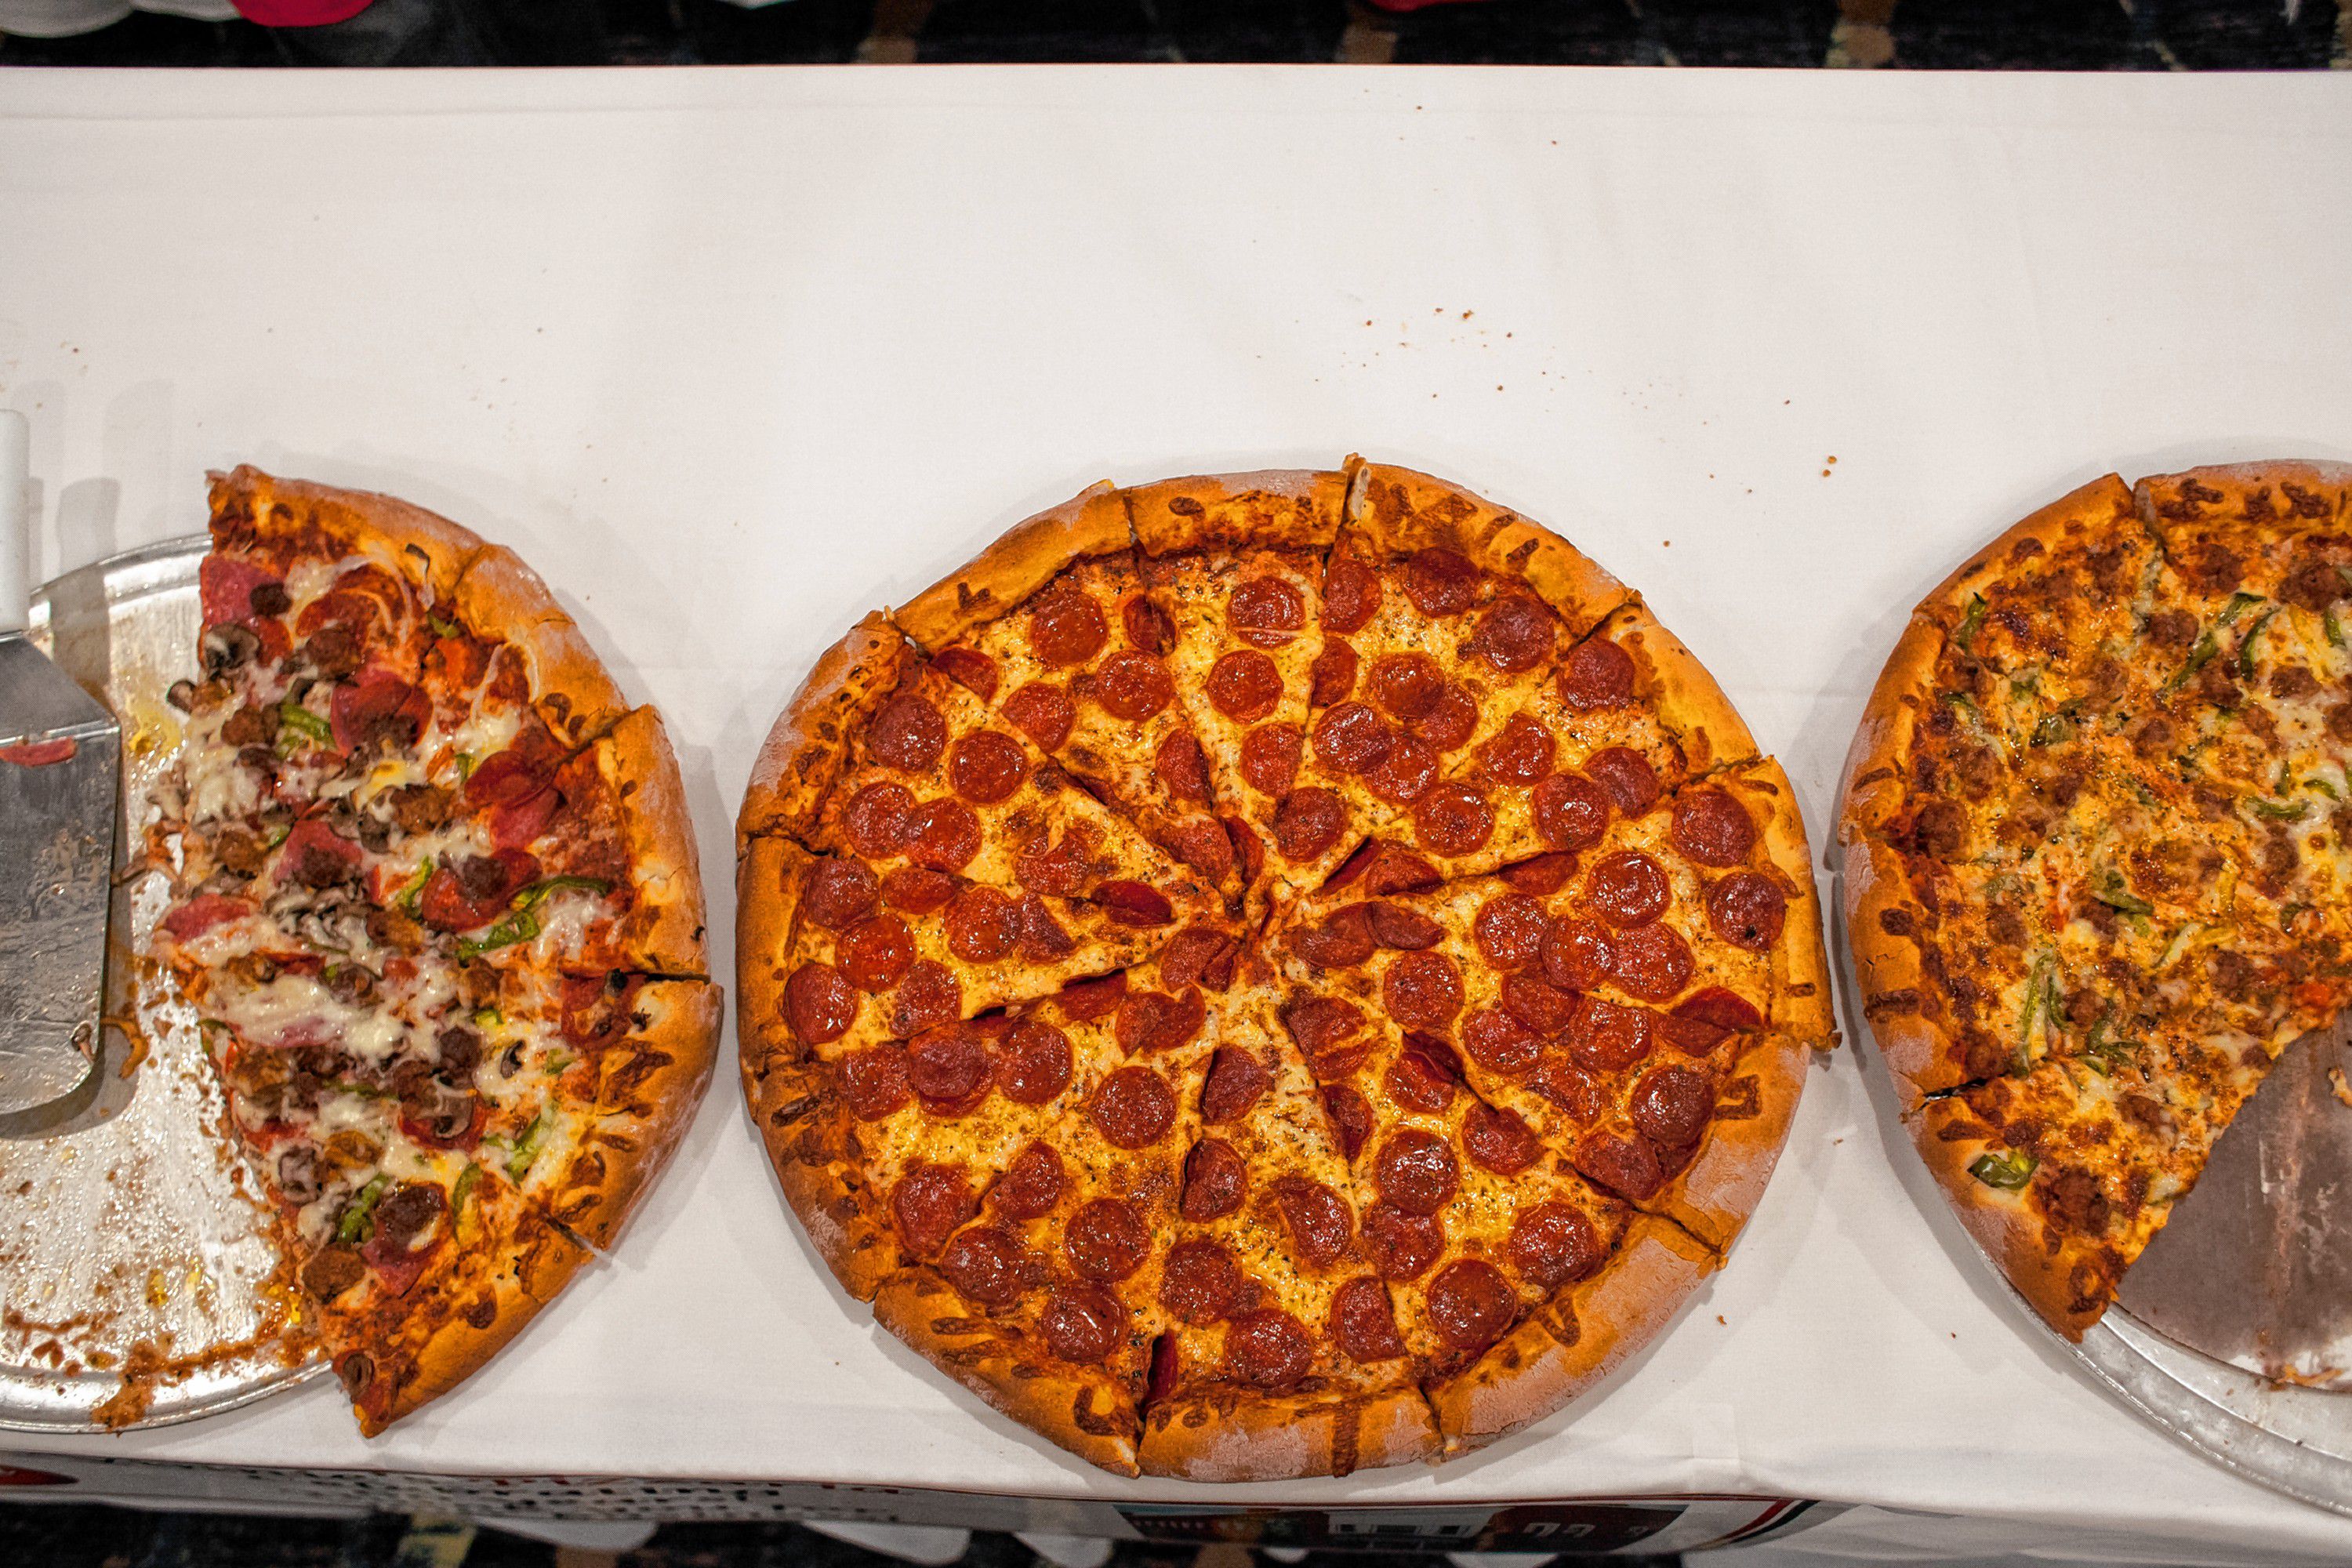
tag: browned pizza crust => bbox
[738,612,909,848]
[891,481,1131,652]
[209,465,487,599]
[2136,459,2352,532]
[1613,598,1760,780]
[1909,1094,2105,1340]
[1840,832,1952,1111]
[545,978,724,1251]
[1430,1215,1715,1453]
[1647,1033,1809,1250]
[1123,469,1347,557]
[1138,1381,1439,1481]
[1722,757,1835,1047]
[590,706,710,978]
[1917,474,2137,621]
[870,1267,1142,1476]
[451,543,632,750]
[1836,612,1947,848]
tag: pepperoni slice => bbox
[1382,951,1464,1030]
[1231,814,1267,884]
[891,961,962,1039]
[891,1164,975,1258]
[836,1046,910,1120]
[804,858,880,930]
[1065,1198,1149,1281]
[990,1141,1066,1219]
[1321,1083,1373,1158]
[1413,781,1494,858]
[1663,987,1766,1054]
[1365,902,1441,950]
[1569,997,1654,1072]
[1501,971,1580,1037]
[1292,904,1374,968]
[1584,851,1670,927]
[1542,917,1614,993]
[1098,880,1175,927]
[1017,894,1076,960]
[1015,821,1094,898]
[1003,682,1076,752]
[1201,1047,1272,1124]
[1610,922,1693,1003]
[1207,650,1283,722]
[1633,1063,1715,1148]
[1229,575,1305,648]
[1402,547,1478,616]
[882,866,957,914]
[1410,681,1479,753]
[1094,650,1174,720]
[1240,724,1301,797]
[1534,773,1611,851]
[1056,971,1127,1022]
[1426,1258,1517,1351]
[1180,1138,1247,1221]
[844,782,915,858]
[1282,995,1365,1061]
[1322,555,1381,633]
[785,963,858,1044]
[1672,787,1757,868]
[907,1023,993,1110]
[947,731,1026,805]
[1029,585,1109,667]
[1331,1277,1407,1363]
[1272,789,1347,862]
[943,885,1018,964]
[1708,872,1787,952]
[1574,1131,1664,1200]
[1474,894,1552,971]
[1160,1239,1242,1326]
[1123,595,1176,656]
[1533,1058,1610,1123]
[1559,638,1635,710]
[1000,1021,1073,1105]
[1375,1129,1460,1216]
[838,914,915,993]
[1313,702,1394,774]
[1472,591,1554,673]
[1586,747,1661,814]
[1155,730,1211,804]
[1384,1042,1459,1113]
[1464,1102,1542,1174]
[940,1225,1031,1305]
[906,798,982,873]
[1167,818,1235,880]
[1509,1203,1603,1289]
[1043,1287,1123,1364]
[1501,851,1576,895]
[869,694,947,774]
[1116,988,1207,1057]
[1161,926,1240,992]
[1274,1176,1353,1266]
[1225,1309,1313,1391]
[1370,653,1445,720]
[1476,713,1555,786]
[1462,1007,1542,1077]
[1364,735,1439,806]
[1309,642,1359,706]
[1361,1204,1445,1283]
[1091,1067,1175,1149]
[1329,840,1442,897]
[934,646,1000,702]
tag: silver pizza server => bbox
[0,410,117,1114]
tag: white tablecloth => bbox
[3,63,2351,1563]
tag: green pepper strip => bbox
[451,1162,481,1216]
[1969,1150,2038,1191]
[510,875,613,913]
[2328,608,2346,649]
[2015,951,2056,1075]
[2308,777,2343,801]
[1956,593,1987,651]
[2092,872,2153,917]
[457,910,541,960]
[278,699,332,746]
[2031,714,2074,747]
[429,613,462,638]
[506,1110,551,1181]
[2238,606,2279,677]
[2161,633,2219,696]
[335,1175,390,1244]
[2250,797,2310,822]
[393,859,434,915]
[2216,591,2265,627]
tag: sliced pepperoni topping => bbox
[1501,851,1577,895]
[1229,575,1306,648]
[906,798,982,873]
[1065,1198,1150,1281]
[1274,1176,1353,1266]
[1331,1277,1407,1363]
[1370,652,1445,720]
[1534,772,1611,851]
[1501,971,1580,1037]
[891,961,962,1039]
[1043,1286,1124,1364]
[785,963,858,1045]
[907,1023,993,1110]
[1569,996,1654,1072]
[990,1141,1066,1219]
[1313,702,1394,774]
[1708,872,1787,952]
[1584,851,1671,927]
[1282,995,1366,1062]
[1672,786,1758,868]
[1585,747,1661,814]
[838,914,915,993]
[1533,1058,1610,1123]
[1017,894,1076,960]
[1056,970,1128,1022]
[945,885,1020,963]
[1375,1128,1460,1216]
[1559,638,1635,710]
[1161,926,1240,992]
[1207,650,1283,722]
[1662,987,1765,1054]
[1167,817,1236,880]
[1463,1102,1542,1174]
[1321,1083,1373,1158]
[869,694,947,774]
[836,1046,910,1120]
[1402,547,1478,616]
[1364,735,1439,806]
[891,1164,975,1258]
[1201,1047,1272,1124]
[1321,555,1381,633]
[1478,713,1556,785]
[1427,1258,1517,1351]
[1123,595,1176,656]
[948,731,1026,804]
[1000,1021,1073,1105]
[1462,1007,1542,1077]
[1159,1239,1242,1326]
[1366,901,1443,950]
[1362,1204,1445,1282]
[1472,591,1554,673]
[1091,1066,1175,1149]
[1384,1040,1460,1113]
[1094,651,1174,720]
[1015,821,1094,898]
[843,782,915,858]
[1413,781,1494,858]
[804,858,880,930]
[1542,917,1614,993]
[1509,1203,1603,1289]
[1180,1138,1247,1221]
[1240,723,1302,797]
[1475,894,1552,971]
[1028,585,1108,667]
[1098,880,1175,927]
[1610,922,1693,1003]
[1410,681,1479,753]
[1230,817,1265,886]
[1287,907,1371,973]
[1330,840,1442,896]
[1155,730,1211,804]
[1633,1063,1715,1148]
[933,646,1000,702]
[1574,1131,1664,1200]
[1116,988,1207,1056]
[1003,682,1076,753]
[940,1225,1031,1305]
[1225,1309,1313,1390]
[1382,951,1464,1030]
[882,866,957,914]
[1309,641,1359,706]
[1272,788,1347,862]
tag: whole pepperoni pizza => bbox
[738,461,1834,1479]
